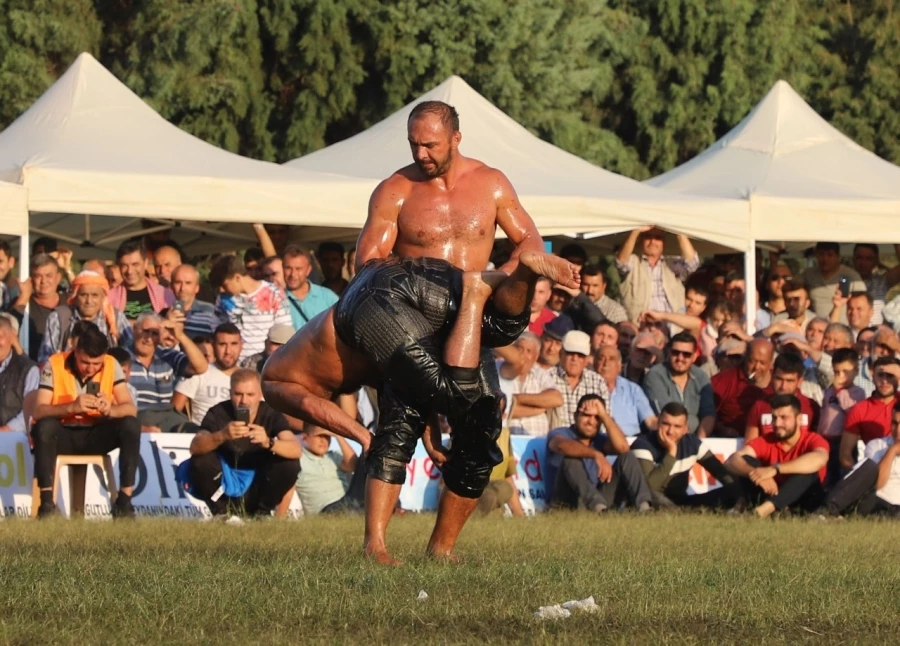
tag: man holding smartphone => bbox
[184,369,300,519]
[801,242,866,322]
[31,322,140,518]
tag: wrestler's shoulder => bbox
[460,158,513,186]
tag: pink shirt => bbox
[817,385,867,438]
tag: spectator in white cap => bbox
[622,331,661,386]
[548,330,609,429]
[241,324,294,374]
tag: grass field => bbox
[0,513,897,645]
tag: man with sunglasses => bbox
[128,310,208,433]
[546,393,648,512]
[615,226,700,323]
[762,264,792,319]
[642,332,715,437]
[839,356,900,470]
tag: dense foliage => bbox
[1,0,897,178]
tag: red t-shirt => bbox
[528,308,557,336]
[747,430,830,484]
[844,396,897,444]
[748,393,820,436]
[711,367,771,432]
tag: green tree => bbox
[810,0,900,164]
[350,0,644,175]
[108,0,274,159]
[0,0,102,128]
[257,0,367,162]
[599,0,834,176]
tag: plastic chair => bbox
[30,454,118,518]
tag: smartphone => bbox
[839,276,850,298]
[86,381,100,396]
[235,407,250,424]
[173,300,185,313]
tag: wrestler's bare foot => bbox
[364,543,403,566]
[518,250,581,289]
[426,548,464,564]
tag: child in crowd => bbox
[699,300,736,365]
[818,347,867,486]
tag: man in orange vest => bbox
[32,322,140,518]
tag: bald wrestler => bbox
[352,99,556,563]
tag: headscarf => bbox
[68,270,118,344]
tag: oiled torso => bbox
[393,162,499,271]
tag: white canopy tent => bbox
[0,181,28,239]
[0,52,379,254]
[287,75,750,252]
[647,79,900,329]
[648,80,900,244]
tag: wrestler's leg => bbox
[491,250,580,315]
[364,479,404,566]
[427,356,503,560]
[363,385,425,566]
[442,271,506,369]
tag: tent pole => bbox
[29,226,83,247]
[84,214,91,243]
[745,241,757,334]
[19,228,29,360]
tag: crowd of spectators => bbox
[3,225,900,520]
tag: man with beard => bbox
[267,100,571,565]
[726,394,829,518]
[643,332,715,436]
[353,97,568,562]
[173,323,244,425]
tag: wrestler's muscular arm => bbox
[492,170,544,275]
[261,348,371,453]
[356,178,402,269]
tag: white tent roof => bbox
[0,181,27,237]
[0,53,376,230]
[648,80,900,242]
[287,76,750,251]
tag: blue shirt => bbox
[545,426,610,499]
[183,300,222,339]
[286,283,338,329]
[609,378,656,436]
[128,348,190,410]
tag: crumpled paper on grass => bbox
[534,596,600,620]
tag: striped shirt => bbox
[128,348,190,410]
[220,281,292,360]
[507,363,558,437]
[548,366,610,430]
[183,300,222,339]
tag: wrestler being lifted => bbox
[263,100,578,564]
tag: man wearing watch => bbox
[725,394,829,518]
[185,369,300,518]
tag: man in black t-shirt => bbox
[186,369,300,517]
[630,402,739,509]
